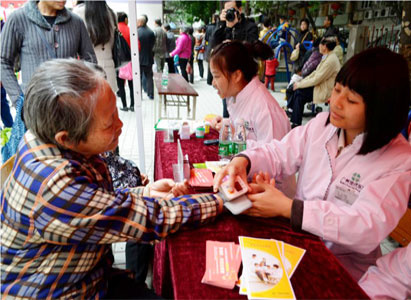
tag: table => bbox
[153,131,368,299]
[153,73,199,120]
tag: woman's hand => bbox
[171,180,190,197]
[295,43,300,50]
[245,174,293,218]
[211,115,223,131]
[149,179,190,199]
[213,156,250,193]
[140,174,149,186]
[250,171,272,193]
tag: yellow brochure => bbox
[282,242,306,278]
[239,237,295,300]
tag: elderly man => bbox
[0,59,223,299]
[153,18,167,72]
[137,15,155,100]
[0,0,96,107]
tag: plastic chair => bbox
[401,110,411,140]
[1,154,15,187]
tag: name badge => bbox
[244,120,255,134]
[334,185,359,206]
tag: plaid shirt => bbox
[1,131,223,299]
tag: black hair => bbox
[326,15,334,26]
[210,40,273,83]
[155,18,162,26]
[300,18,309,27]
[164,23,171,31]
[117,12,127,23]
[334,47,410,154]
[320,36,336,51]
[85,1,115,47]
[182,26,190,34]
[294,64,303,73]
[223,1,242,8]
[263,17,271,28]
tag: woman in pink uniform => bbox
[214,47,411,281]
[210,40,294,197]
[210,40,290,146]
[359,243,410,299]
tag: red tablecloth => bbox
[153,130,368,299]
[154,130,220,181]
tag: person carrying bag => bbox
[290,31,309,62]
[113,28,131,69]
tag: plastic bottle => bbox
[233,118,247,155]
[195,125,205,139]
[204,121,211,134]
[218,119,233,160]
[161,64,169,89]
[183,154,191,180]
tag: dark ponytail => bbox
[245,40,274,61]
[210,40,273,82]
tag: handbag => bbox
[186,62,193,75]
[118,62,133,81]
[290,32,309,62]
[290,48,300,62]
[112,29,131,69]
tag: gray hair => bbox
[137,15,146,26]
[24,58,104,146]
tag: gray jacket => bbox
[153,26,167,58]
[1,1,96,105]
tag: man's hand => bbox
[213,156,250,193]
[220,9,227,22]
[220,8,240,28]
[293,83,298,91]
[245,174,293,218]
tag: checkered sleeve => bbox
[32,164,224,245]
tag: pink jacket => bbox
[242,112,411,281]
[359,243,411,299]
[227,77,290,145]
[227,77,295,197]
[170,32,192,59]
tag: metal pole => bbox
[388,24,394,49]
[129,0,146,173]
[370,25,375,48]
